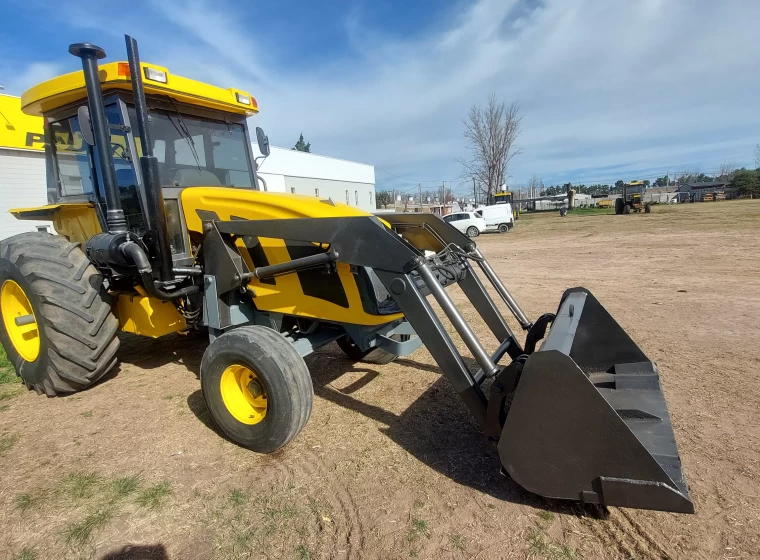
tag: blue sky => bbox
[1,0,759,196]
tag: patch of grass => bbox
[0,385,24,401]
[295,544,311,560]
[567,207,614,216]
[406,517,430,543]
[80,410,93,418]
[63,506,115,545]
[229,488,248,506]
[136,481,172,509]
[527,527,579,560]
[0,345,19,384]
[11,548,37,560]
[60,472,101,500]
[0,404,10,412]
[232,527,256,552]
[0,433,19,453]
[15,491,46,512]
[263,504,298,520]
[538,510,555,522]
[111,474,141,498]
[450,533,467,552]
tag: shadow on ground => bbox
[100,544,168,559]
[118,332,205,376]
[120,333,604,517]
[305,350,596,515]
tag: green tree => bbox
[376,190,392,209]
[730,168,760,197]
[643,180,651,188]
[294,133,311,152]
[615,180,625,190]
[654,175,668,188]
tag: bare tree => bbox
[527,174,543,197]
[755,144,760,170]
[460,95,522,200]
[375,190,392,209]
[717,162,737,181]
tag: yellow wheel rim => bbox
[1,280,40,363]
[220,364,268,425]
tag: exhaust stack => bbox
[124,35,174,281]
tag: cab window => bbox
[50,103,145,235]
[128,106,255,189]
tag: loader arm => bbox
[200,212,693,514]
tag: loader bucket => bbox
[498,288,694,513]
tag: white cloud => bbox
[0,62,63,97]
[5,0,759,192]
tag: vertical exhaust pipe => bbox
[125,35,174,281]
[69,43,127,233]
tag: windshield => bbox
[128,106,255,189]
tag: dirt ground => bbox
[1,200,759,560]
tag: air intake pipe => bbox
[69,43,127,233]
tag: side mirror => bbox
[255,126,270,157]
[78,105,95,146]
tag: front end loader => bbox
[0,37,693,513]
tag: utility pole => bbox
[392,188,395,211]
[418,183,422,212]
[472,176,477,208]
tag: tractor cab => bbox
[17,50,268,262]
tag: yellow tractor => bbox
[615,181,652,214]
[0,36,693,513]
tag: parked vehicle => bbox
[442,211,486,237]
[475,204,514,233]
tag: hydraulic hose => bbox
[121,242,200,301]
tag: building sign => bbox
[0,94,45,151]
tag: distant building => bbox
[677,181,736,202]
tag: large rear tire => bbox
[201,326,313,453]
[615,198,624,215]
[0,232,119,396]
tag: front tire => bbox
[466,226,480,237]
[623,204,631,215]
[201,326,313,453]
[644,203,652,214]
[0,232,119,396]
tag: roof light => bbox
[117,63,131,77]
[143,67,167,83]
[235,92,251,105]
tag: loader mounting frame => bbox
[198,211,693,514]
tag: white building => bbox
[0,94,49,238]
[252,145,376,212]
